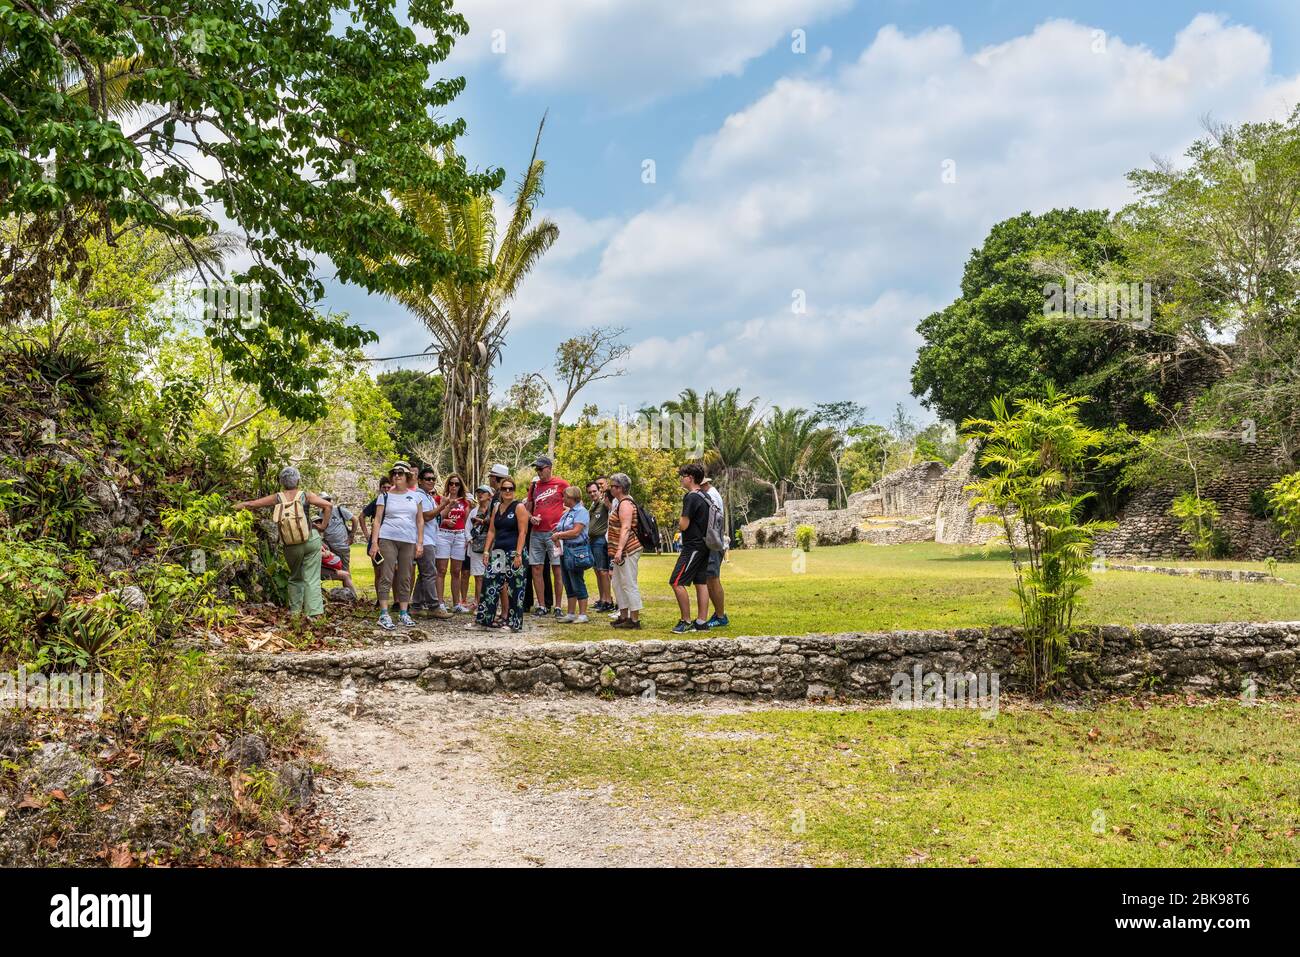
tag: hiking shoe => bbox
[377,612,395,631]
[612,618,641,630]
[430,606,453,620]
[553,607,566,619]
[693,620,709,631]
[706,614,730,629]
[532,605,550,617]
[671,620,694,634]
[397,611,417,627]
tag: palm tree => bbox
[381,120,558,481]
[662,388,763,537]
[754,407,836,510]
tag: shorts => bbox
[590,535,610,572]
[527,530,561,566]
[706,548,723,578]
[435,525,467,560]
[669,547,709,587]
[468,549,486,577]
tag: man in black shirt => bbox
[669,462,711,633]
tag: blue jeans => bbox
[561,557,588,601]
[590,535,610,571]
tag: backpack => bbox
[694,489,726,552]
[628,498,661,552]
[273,491,312,546]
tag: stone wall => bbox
[1096,438,1290,561]
[234,621,1300,699]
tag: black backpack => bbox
[629,498,661,552]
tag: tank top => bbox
[492,500,521,553]
[606,497,641,555]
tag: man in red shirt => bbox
[526,455,570,617]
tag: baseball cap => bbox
[489,463,509,478]
[476,484,492,494]
[533,454,553,468]
[701,476,713,486]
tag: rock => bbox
[223,734,269,768]
[29,742,101,796]
[278,761,315,807]
[95,585,148,613]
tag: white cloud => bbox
[499,14,1299,420]
[439,0,851,104]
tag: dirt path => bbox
[258,675,806,867]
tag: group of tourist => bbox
[239,455,731,635]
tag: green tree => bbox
[1117,108,1300,469]
[753,407,834,510]
[660,388,763,536]
[377,369,445,454]
[2,0,502,419]
[911,209,1159,430]
[814,401,868,507]
[377,124,558,484]
[964,390,1117,694]
[552,418,679,535]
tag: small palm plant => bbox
[963,390,1117,694]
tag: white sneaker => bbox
[559,613,576,623]
[574,614,589,624]
[454,604,470,613]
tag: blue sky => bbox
[324,0,1300,427]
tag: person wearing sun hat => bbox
[367,461,425,630]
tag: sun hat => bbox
[489,463,509,478]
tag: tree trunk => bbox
[443,349,492,485]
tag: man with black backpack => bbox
[669,463,712,633]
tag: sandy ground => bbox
[257,674,808,867]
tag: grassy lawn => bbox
[494,700,1300,866]
[340,542,1300,636]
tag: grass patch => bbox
[494,700,1300,866]
[346,542,1300,637]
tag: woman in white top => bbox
[368,462,425,630]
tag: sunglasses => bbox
[500,485,516,492]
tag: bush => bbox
[1267,472,1300,558]
[795,524,817,552]
[1171,491,1227,560]
[964,390,1116,694]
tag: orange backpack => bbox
[273,491,312,545]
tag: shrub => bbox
[795,524,817,552]
[1266,472,1300,558]
[964,390,1116,694]
[1170,491,1227,560]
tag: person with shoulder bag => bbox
[552,486,593,623]
[235,466,332,618]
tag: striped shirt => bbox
[606,497,641,556]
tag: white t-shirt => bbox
[416,489,437,546]
[377,490,423,545]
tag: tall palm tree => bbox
[663,387,763,537]
[382,120,558,481]
[754,406,836,510]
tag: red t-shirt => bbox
[435,494,471,531]
[527,476,570,532]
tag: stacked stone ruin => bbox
[739,441,1010,548]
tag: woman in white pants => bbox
[607,472,643,630]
